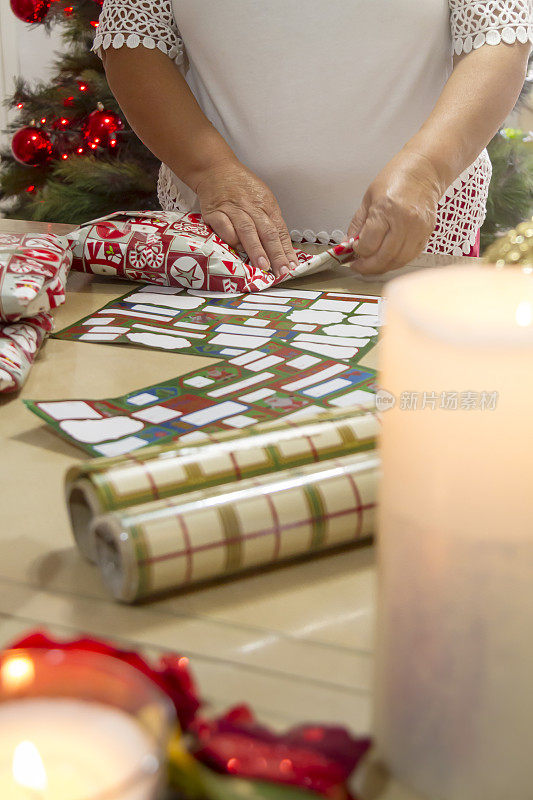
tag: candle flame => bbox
[515,300,533,327]
[13,741,47,793]
[1,655,35,691]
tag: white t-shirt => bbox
[94,1,532,255]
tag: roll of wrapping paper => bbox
[66,405,378,563]
[93,450,379,602]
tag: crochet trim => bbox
[93,31,184,64]
[92,0,185,65]
[450,0,532,55]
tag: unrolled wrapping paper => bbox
[0,313,53,393]
[94,449,379,602]
[66,405,379,562]
[67,210,357,292]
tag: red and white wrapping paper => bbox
[0,312,53,393]
[0,232,71,323]
[67,210,357,292]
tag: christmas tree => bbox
[1,0,532,251]
[0,0,160,223]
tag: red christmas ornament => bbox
[82,106,123,149]
[9,0,50,23]
[11,126,53,166]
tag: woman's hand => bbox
[195,158,299,278]
[347,151,445,274]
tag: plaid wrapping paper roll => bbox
[67,210,358,293]
[93,450,379,602]
[66,405,379,563]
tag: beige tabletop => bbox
[0,218,480,733]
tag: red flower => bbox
[9,630,201,731]
[191,705,371,798]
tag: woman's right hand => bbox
[194,158,299,278]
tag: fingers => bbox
[206,206,296,279]
[354,213,433,275]
[203,210,241,250]
[229,208,292,278]
[356,212,390,261]
[271,209,300,270]
[347,204,368,240]
[248,209,291,278]
[224,209,274,274]
[353,228,403,274]
[391,228,432,270]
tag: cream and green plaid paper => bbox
[66,406,379,562]
[94,450,379,602]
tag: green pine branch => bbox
[480,134,533,250]
[3,155,159,223]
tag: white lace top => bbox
[94,1,532,256]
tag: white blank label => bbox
[211,333,271,350]
[329,390,375,408]
[245,356,284,372]
[239,388,276,402]
[93,436,148,457]
[127,292,204,309]
[282,364,347,391]
[215,323,276,337]
[60,416,144,444]
[286,355,322,370]
[38,401,102,421]
[303,378,352,398]
[208,372,274,398]
[181,401,248,426]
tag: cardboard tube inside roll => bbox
[93,515,140,603]
[66,478,105,563]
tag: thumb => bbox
[347,205,368,239]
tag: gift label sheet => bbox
[53,286,381,363]
[26,346,376,457]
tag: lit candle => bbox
[0,650,173,800]
[0,698,162,800]
[375,266,533,800]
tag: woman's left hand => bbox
[347,150,445,274]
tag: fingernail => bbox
[289,261,298,271]
[258,256,270,271]
[279,265,291,278]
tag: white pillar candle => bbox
[375,266,533,800]
[0,698,161,800]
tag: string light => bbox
[16,103,24,109]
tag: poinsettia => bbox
[191,705,371,798]
[9,630,201,730]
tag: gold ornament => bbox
[484,218,533,271]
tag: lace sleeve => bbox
[93,0,185,66]
[449,0,533,54]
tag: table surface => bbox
[0,218,480,733]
